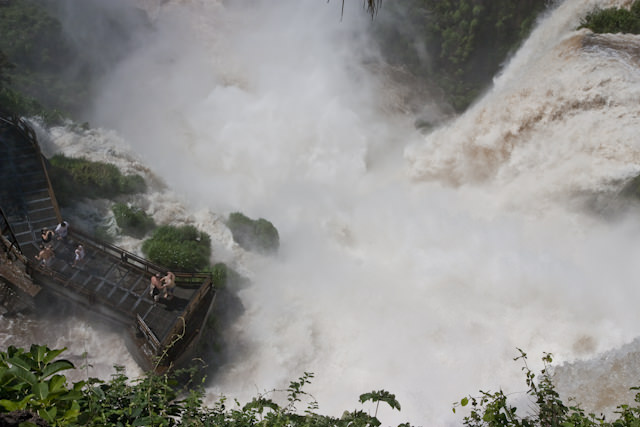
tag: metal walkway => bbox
[0,114,215,369]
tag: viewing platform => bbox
[0,113,216,371]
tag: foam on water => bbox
[8,0,640,424]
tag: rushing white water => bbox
[6,0,640,424]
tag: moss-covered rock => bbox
[226,212,280,255]
[47,154,146,206]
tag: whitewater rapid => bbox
[5,0,640,424]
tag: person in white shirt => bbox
[72,244,85,267]
[55,220,69,241]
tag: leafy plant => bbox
[141,224,211,271]
[112,202,156,239]
[373,0,550,112]
[579,1,640,34]
[360,389,401,419]
[227,212,280,255]
[0,345,83,426]
[0,344,415,427]
[452,349,611,426]
[0,0,83,121]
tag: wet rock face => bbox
[0,410,49,427]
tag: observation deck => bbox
[0,113,216,371]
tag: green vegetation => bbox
[207,262,231,289]
[0,345,408,426]
[579,0,640,34]
[0,0,84,123]
[141,225,211,272]
[0,50,14,92]
[453,349,640,426]
[0,0,150,124]
[47,154,146,206]
[112,203,156,239]
[375,1,550,111]
[0,345,82,426]
[8,345,640,426]
[227,212,280,255]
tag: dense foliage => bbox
[112,202,156,239]
[141,225,212,272]
[0,345,408,427]
[453,349,640,426]
[47,154,146,206]
[0,0,150,124]
[226,212,280,255]
[374,0,550,112]
[579,0,640,34]
[0,345,82,426]
[0,50,13,91]
[0,0,81,123]
[0,0,553,122]
[6,345,640,426]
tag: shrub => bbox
[579,1,640,34]
[453,349,622,426]
[47,154,146,206]
[0,345,409,427]
[111,203,156,239]
[141,224,211,271]
[209,262,228,289]
[227,212,280,254]
[0,345,83,426]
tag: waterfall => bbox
[5,0,640,424]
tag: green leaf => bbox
[41,359,74,379]
[461,397,469,406]
[133,416,152,426]
[48,374,66,393]
[61,400,81,422]
[42,348,67,365]
[0,394,34,411]
[38,406,57,423]
[7,364,37,386]
[9,354,37,373]
[29,344,48,364]
[32,381,49,400]
[57,390,82,401]
[359,390,401,411]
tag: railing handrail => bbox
[0,207,21,255]
[0,114,62,224]
[137,314,161,353]
[69,228,213,282]
[158,275,212,351]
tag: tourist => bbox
[35,245,54,267]
[72,244,85,267]
[149,273,163,302]
[55,220,69,241]
[40,228,54,244]
[161,271,176,300]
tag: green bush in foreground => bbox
[112,202,156,239]
[0,345,408,427]
[579,0,640,34]
[453,348,640,426]
[227,212,280,254]
[141,224,211,271]
[48,154,146,206]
